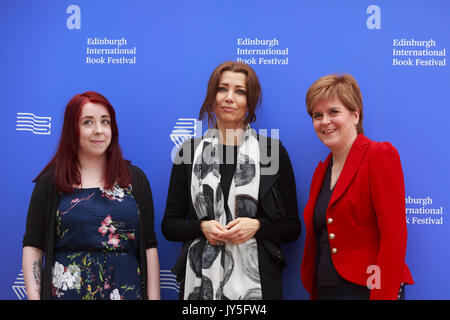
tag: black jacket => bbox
[161,136,301,299]
[22,164,158,300]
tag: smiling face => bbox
[311,97,359,153]
[214,71,248,131]
[78,102,112,159]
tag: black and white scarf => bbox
[184,127,262,300]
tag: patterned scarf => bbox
[184,126,262,300]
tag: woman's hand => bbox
[222,218,260,244]
[200,220,227,246]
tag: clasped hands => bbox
[200,218,260,246]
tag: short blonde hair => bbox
[305,74,364,134]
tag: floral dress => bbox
[52,185,142,300]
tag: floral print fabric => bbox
[52,186,142,300]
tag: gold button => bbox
[329,233,335,240]
[327,218,333,224]
[331,248,338,254]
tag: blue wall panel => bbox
[1,0,448,299]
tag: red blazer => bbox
[301,134,414,300]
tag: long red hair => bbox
[34,91,131,193]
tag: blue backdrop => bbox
[1,0,449,300]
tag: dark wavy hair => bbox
[199,61,262,128]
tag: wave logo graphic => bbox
[170,118,198,148]
[12,270,27,300]
[16,112,51,135]
[160,269,180,293]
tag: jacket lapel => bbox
[329,134,371,207]
[304,154,331,223]
[259,172,279,199]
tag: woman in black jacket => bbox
[162,61,301,300]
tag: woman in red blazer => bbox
[301,74,414,300]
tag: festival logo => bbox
[160,270,180,293]
[170,118,199,148]
[236,37,289,66]
[12,270,26,300]
[16,113,51,135]
[405,195,444,225]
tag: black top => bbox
[313,160,346,287]
[218,144,238,219]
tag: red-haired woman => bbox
[22,91,160,300]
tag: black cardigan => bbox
[22,164,158,300]
[161,136,301,299]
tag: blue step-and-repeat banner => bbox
[0,1,449,300]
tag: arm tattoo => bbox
[32,258,42,287]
